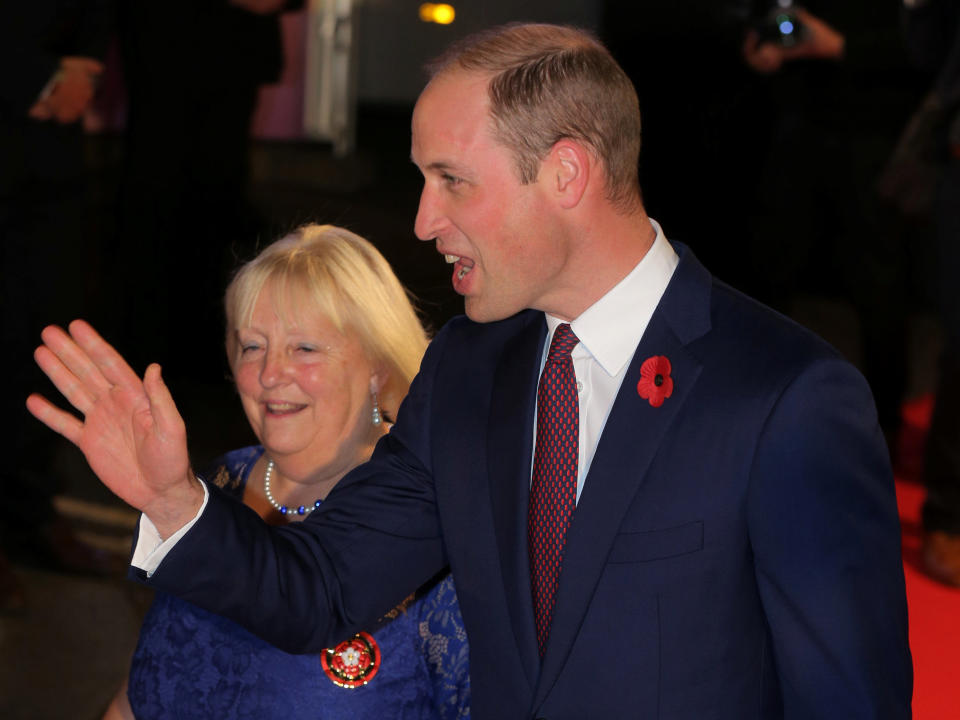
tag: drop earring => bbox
[371,391,382,425]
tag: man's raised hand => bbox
[26,320,204,538]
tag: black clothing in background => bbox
[600,0,771,287]
[113,1,301,384]
[901,0,960,537]
[0,1,113,557]
[601,0,925,437]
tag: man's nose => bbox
[414,184,444,242]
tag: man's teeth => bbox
[444,253,473,280]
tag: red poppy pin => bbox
[637,355,673,407]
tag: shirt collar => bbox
[545,219,679,376]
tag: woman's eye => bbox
[240,344,260,354]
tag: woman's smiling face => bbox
[232,284,379,482]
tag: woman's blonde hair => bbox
[224,224,429,420]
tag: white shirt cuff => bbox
[130,480,210,577]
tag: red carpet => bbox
[894,394,960,718]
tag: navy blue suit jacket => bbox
[141,244,912,719]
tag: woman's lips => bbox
[265,401,307,416]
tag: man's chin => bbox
[464,297,521,324]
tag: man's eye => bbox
[240,344,261,354]
[442,173,463,187]
[296,345,318,353]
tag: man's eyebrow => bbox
[411,157,459,173]
[429,161,458,173]
[409,150,462,172]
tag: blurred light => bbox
[778,18,795,35]
[419,3,455,25]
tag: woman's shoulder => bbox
[198,445,264,499]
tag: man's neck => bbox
[543,210,657,322]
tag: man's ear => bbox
[547,140,591,209]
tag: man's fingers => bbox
[39,323,114,400]
[144,364,186,439]
[68,320,143,391]
[25,393,84,446]
[34,343,99,415]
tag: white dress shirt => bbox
[540,219,679,502]
[134,220,679,573]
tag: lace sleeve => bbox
[418,574,471,718]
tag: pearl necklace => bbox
[263,459,322,516]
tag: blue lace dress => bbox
[127,446,470,719]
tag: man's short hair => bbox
[427,23,642,211]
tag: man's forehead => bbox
[411,73,494,164]
[423,68,489,98]
[414,70,490,122]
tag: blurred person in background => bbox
[114,0,304,385]
[603,1,923,452]
[103,224,469,719]
[600,1,769,288]
[0,0,117,611]
[886,0,960,587]
[738,0,923,450]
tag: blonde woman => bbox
[104,225,469,719]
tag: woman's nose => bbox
[259,349,289,386]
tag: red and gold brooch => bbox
[636,355,674,407]
[321,631,381,688]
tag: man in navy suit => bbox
[29,23,912,719]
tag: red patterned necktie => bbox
[528,322,580,657]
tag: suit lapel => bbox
[487,311,547,688]
[532,245,713,706]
